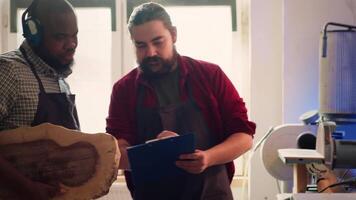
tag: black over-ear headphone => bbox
[22,0,42,46]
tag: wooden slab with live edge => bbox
[0,123,120,200]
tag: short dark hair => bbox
[29,0,75,25]
[128,2,173,34]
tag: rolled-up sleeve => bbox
[213,67,256,137]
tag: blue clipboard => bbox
[127,133,195,187]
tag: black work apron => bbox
[128,70,233,200]
[20,47,80,130]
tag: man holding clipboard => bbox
[127,133,196,192]
[106,2,256,200]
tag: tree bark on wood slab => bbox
[0,123,120,200]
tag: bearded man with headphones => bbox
[0,0,79,199]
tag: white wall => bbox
[248,0,283,199]
[249,0,356,199]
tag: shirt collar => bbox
[20,40,72,78]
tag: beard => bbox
[41,53,74,74]
[139,50,178,79]
[48,57,73,74]
[35,46,75,75]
